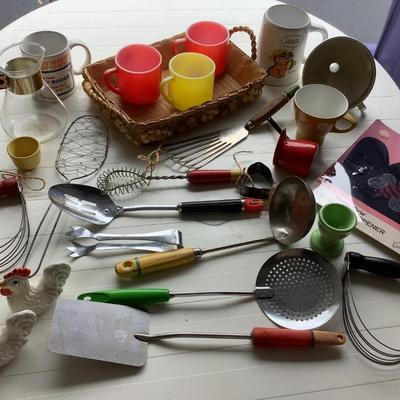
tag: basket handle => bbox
[229,26,257,60]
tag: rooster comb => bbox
[3,267,31,280]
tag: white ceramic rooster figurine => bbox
[0,310,36,367]
[0,263,71,315]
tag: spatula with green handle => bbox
[77,287,274,307]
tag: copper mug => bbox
[294,84,357,144]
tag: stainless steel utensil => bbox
[115,177,316,279]
[343,251,400,365]
[256,248,342,329]
[66,226,182,246]
[82,248,340,330]
[48,299,149,366]
[161,86,299,169]
[47,299,344,367]
[67,240,180,258]
[134,328,345,347]
[48,183,266,225]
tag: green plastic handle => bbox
[77,288,171,306]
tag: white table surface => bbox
[1,1,400,399]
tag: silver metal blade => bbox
[163,126,249,169]
[48,299,150,366]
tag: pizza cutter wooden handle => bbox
[115,248,199,278]
[251,328,346,347]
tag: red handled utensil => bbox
[96,162,275,199]
[0,177,20,198]
[48,183,265,225]
[115,177,316,280]
[134,327,346,348]
[47,299,344,367]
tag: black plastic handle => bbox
[178,199,243,213]
[346,251,400,278]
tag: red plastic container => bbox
[273,130,318,178]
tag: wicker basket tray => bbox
[82,26,267,145]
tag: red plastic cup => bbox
[273,130,318,178]
[173,21,230,77]
[103,44,162,105]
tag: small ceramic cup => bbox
[310,203,357,257]
[294,84,357,144]
[273,130,319,178]
[7,136,41,171]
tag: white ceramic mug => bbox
[257,4,328,86]
[23,31,91,98]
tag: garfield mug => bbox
[257,4,328,86]
[294,84,357,144]
[23,31,91,98]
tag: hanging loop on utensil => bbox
[137,144,163,178]
[0,170,45,192]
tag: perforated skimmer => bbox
[256,248,342,329]
[79,248,341,330]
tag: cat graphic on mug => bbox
[267,49,295,78]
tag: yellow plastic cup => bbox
[7,136,41,171]
[160,52,215,111]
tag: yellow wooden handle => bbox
[115,248,198,278]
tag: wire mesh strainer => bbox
[256,248,342,330]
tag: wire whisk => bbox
[97,165,247,197]
[24,115,109,277]
[97,167,188,196]
[0,178,29,273]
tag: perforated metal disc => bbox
[256,249,342,329]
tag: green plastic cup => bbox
[310,203,357,257]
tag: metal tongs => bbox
[66,227,183,258]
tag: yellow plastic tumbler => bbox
[160,52,215,111]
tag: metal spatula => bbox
[162,86,299,169]
[47,299,149,366]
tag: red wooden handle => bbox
[242,198,265,212]
[251,327,313,348]
[186,169,241,184]
[0,177,19,198]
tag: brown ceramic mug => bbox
[294,84,357,144]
